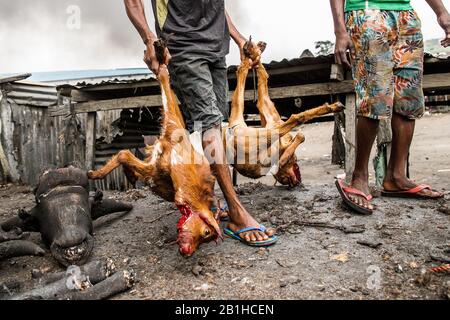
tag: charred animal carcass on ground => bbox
[1,166,133,266]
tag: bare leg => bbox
[349,117,379,210]
[203,125,274,242]
[383,113,442,197]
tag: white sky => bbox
[1,0,449,73]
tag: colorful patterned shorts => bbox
[346,10,425,120]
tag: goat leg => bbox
[58,270,135,300]
[256,63,281,127]
[0,227,22,242]
[88,150,153,182]
[276,102,345,136]
[279,131,306,168]
[229,62,251,128]
[0,240,45,260]
[1,207,39,233]
[91,198,133,220]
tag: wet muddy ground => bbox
[1,113,449,300]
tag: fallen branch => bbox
[281,220,366,234]
[0,240,45,260]
[58,270,135,300]
[357,240,383,249]
[430,254,450,264]
[10,259,115,300]
[148,210,176,224]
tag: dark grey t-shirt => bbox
[151,0,230,60]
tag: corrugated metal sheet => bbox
[93,107,162,191]
[1,81,57,108]
[0,68,153,86]
[0,97,69,184]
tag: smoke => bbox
[0,0,446,73]
[0,0,153,73]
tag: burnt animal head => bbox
[35,167,94,266]
[27,166,133,266]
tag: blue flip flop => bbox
[223,225,278,247]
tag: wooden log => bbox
[344,94,357,183]
[48,81,355,117]
[332,111,346,166]
[85,112,97,171]
[0,118,11,182]
[48,72,450,117]
[35,259,116,286]
[330,64,344,82]
[11,259,115,300]
[374,119,392,188]
[58,270,135,300]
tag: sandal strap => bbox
[406,184,432,194]
[342,186,373,201]
[234,225,267,235]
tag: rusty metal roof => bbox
[0,81,57,108]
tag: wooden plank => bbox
[330,64,345,82]
[49,72,450,117]
[49,95,164,117]
[344,93,357,184]
[50,81,355,117]
[374,119,392,188]
[85,112,97,171]
[423,72,450,92]
[331,112,345,165]
[0,119,11,181]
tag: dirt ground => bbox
[1,113,449,300]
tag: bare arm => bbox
[330,0,355,68]
[225,11,246,48]
[124,0,170,75]
[426,0,450,47]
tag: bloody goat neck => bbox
[176,204,195,230]
[293,163,302,184]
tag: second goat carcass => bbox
[88,40,221,257]
[226,40,344,187]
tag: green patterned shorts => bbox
[346,10,425,120]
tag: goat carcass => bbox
[88,40,221,257]
[1,166,133,266]
[226,40,344,187]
